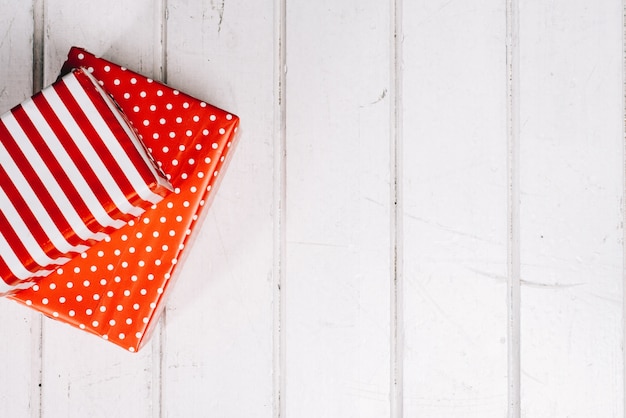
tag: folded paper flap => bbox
[10,47,240,352]
[77,68,173,196]
[0,68,175,295]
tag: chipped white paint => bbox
[0,1,623,417]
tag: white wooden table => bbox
[0,0,623,417]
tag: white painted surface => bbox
[0,1,623,417]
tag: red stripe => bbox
[31,92,131,224]
[0,164,74,260]
[0,120,84,248]
[73,70,157,201]
[12,105,114,237]
[0,255,23,287]
[0,208,46,273]
[54,76,146,214]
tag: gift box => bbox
[0,67,172,295]
[8,47,240,352]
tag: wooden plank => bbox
[402,1,509,416]
[162,0,275,416]
[285,2,392,417]
[0,1,38,417]
[518,1,624,416]
[37,1,160,417]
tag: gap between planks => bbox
[272,0,287,416]
[506,0,521,417]
[622,0,626,414]
[390,0,404,416]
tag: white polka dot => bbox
[150,104,157,111]
[59,297,66,303]
[169,132,176,138]
[157,90,163,96]
[74,267,80,273]
[201,102,208,108]
[212,142,219,149]
[124,290,131,297]
[133,106,140,112]
[204,157,211,164]
[92,321,99,327]
[183,102,190,109]
[176,117,183,123]
[188,158,195,165]
[226,114,233,120]
[202,129,209,136]
[42,298,48,305]
[173,90,180,95]
[195,144,202,150]
[124,92,130,99]
[119,333,126,340]
[130,78,137,84]
[69,310,75,317]
[86,309,93,315]
[140,91,147,98]
[159,118,166,125]
[114,79,121,85]
[209,115,216,121]
[193,115,200,122]
[109,319,116,326]
[67,282,74,289]
[219,128,226,135]
[49,283,56,290]
[166,103,173,110]
[77,53,85,59]
[143,120,150,126]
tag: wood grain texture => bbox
[37,2,160,417]
[519,1,624,416]
[163,0,275,417]
[402,1,509,416]
[0,1,38,417]
[285,2,392,417]
[0,1,624,416]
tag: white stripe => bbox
[21,98,126,230]
[43,82,145,217]
[0,188,72,267]
[1,112,109,241]
[0,277,37,294]
[0,137,89,254]
[65,73,165,204]
[0,229,57,281]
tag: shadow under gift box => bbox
[9,47,240,352]
[0,68,172,295]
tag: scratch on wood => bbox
[210,0,225,33]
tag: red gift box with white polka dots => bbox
[8,47,240,352]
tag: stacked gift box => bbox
[1,47,239,352]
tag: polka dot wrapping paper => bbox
[9,47,240,352]
[0,67,172,295]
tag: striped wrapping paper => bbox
[0,68,172,294]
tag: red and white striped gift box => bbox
[0,68,172,294]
